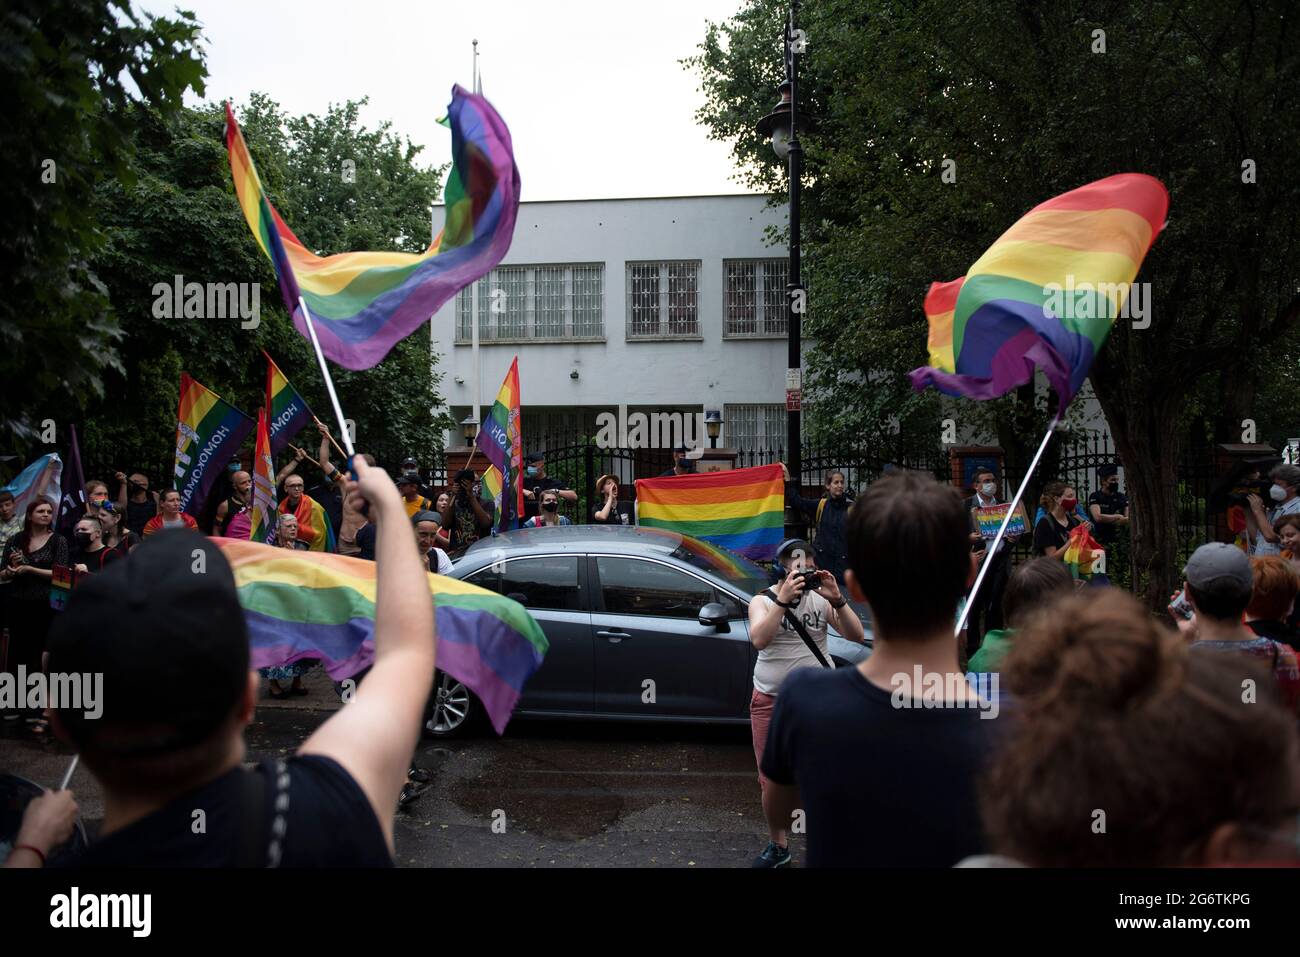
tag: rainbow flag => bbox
[216,539,548,734]
[225,86,520,370]
[263,352,314,457]
[909,173,1169,405]
[173,373,255,518]
[475,357,523,529]
[1062,523,1104,580]
[249,407,276,543]
[635,464,785,561]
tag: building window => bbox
[725,403,788,453]
[725,259,788,336]
[626,261,700,338]
[454,264,605,342]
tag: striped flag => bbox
[475,358,523,530]
[1,453,62,518]
[635,464,785,561]
[263,352,314,457]
[174,374,255,518]
[249,407,276,542]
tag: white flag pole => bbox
[298,296,356,461]
[956,414,1061,636]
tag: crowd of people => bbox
[5,442,1300,869]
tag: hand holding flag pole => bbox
[313,416,348,461]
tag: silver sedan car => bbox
[425,525,872,737]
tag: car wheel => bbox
[424,670,478,738]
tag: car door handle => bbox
[597,630,632,642]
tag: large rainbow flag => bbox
[909,173,1169,405]
[217,539,548,734]
[249,407,276,543]
[225,86,521,370]
[476,357,523,529]
[173,374,255,518]
[1062,523,1104,580]
[635,464,785,561]
[263,352,314,456]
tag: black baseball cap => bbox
[47,531,249,756]
[525,451,545,465]
[454,468,476,483]
[1098,463,1119,479]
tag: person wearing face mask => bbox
[1033,481,1082,559]
[520,451,576,521]
[523,489,573,528]
[70,515,118,575]
[1088,464,1130,581]
[1245,464,1300,557]
[964,468,1021,651]
[114,471,160,537]
[213,470,253,537]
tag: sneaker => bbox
[751,841,791,868]
[398,782,424,808]
[407,764,431,784]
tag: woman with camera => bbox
[746,538,866,868]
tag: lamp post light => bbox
[705,409,723,449]
[461,414,479,446]
[756,0,813,538]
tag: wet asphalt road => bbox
[1,699,782,868]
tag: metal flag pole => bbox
[297,296,356,465]
[58,755,79,790]
[956,414,1061,636]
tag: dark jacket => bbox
[787,483,851,582]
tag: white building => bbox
[431,194,794,453]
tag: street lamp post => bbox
[756,0,812,538]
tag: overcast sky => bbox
[147,0,760,201]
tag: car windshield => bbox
[668,537,774,597]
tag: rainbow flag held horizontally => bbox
[909,173,1169,405]
[635,464,785,561]
[225,86,520,370]
[263,352,314,457]
[249,407,276,543]
[476,357,523,529]
[174,374,255,518]
[1062,523,1104,580]
[217,539,548,734]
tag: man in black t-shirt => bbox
[520,451,576,520]
[115,471,159,537]
[758,471,999,868]
[69,515,118,574]
[44,460,434,868]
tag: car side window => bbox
[597,557,715,619]
[474,556,582,611]
[714,589,747,620]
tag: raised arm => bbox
[298,457,435,852]
[275,449,304,487]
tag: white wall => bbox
[430,194,790,423]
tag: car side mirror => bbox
[699,602,730,632]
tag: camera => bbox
[793,568,821,589]
[1226,480,1271,508]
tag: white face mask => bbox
[1271,484,1288,503]
[980,482,996,497]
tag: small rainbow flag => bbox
[174,373,255,518]
[1062,523,1104,580]
[476,357,523,529]
[263,352,313,457]
[225,86,520,370]
[910,173,1169,405]
[249,407,276,543]
[635,464,785,561]
[217,539,549,734]
[49,564,78,612]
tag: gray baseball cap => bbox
[1183,542,1253,591]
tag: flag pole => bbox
[956,414,1061,637]
[297,296,356,462]
[312,416,349,461]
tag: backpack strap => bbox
[763,588,831,669]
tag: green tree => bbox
[689,0,1300,607]
[0,0,205,445]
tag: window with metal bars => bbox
[725,259,788,336]
[626,261,700,338]
[724,403,788,452]
[453,264,605,341]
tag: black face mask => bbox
[74,532,92,545]
[542,502,558,513]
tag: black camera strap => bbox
[763,588,832,669]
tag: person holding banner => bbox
[0,501,68,731]
[965,468,1022,651]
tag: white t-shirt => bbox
[1253,496,1300,556]
[752,589,834,695]
[427,547,453,575]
